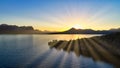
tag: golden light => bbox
[72,24,83,29]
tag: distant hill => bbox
[0,24,41,34]
[49,27,120,34]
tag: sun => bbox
[72,24,83,29]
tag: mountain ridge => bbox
[49,27,120,34]
[0,24,120,34]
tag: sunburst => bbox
[72,24,83,29]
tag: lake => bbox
[0,34,116,68]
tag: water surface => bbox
[0,34,115,68]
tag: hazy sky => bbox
[0,0,120,31]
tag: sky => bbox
[0,0,120,31]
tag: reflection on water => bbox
[48,34,101,40]
[0,34,119,68]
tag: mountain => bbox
[0,24,34,31]
[49,27,116,34]
[0,24,41,34]
[63,28,97,34]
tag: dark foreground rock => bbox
[48,32,120,68]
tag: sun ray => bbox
[72,24,83,29]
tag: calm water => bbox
[0,34,114,68]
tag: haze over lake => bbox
[0,34,116,68]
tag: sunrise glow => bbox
[0,0,120,31]
[72,24,83,29]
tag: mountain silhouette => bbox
[49,27,117,34]
[64,27,82,33]
[63,28,95,34]
[0,24,41,34]
[0,24,120,34]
